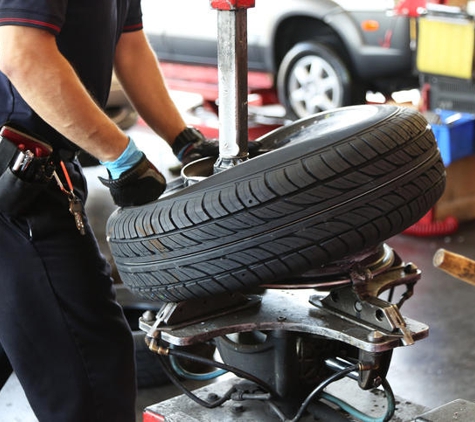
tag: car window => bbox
[334,0,395,11]
[142,0,217,39]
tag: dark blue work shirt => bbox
[0,0,142,150]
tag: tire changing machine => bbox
[140,1,475,421]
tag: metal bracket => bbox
[141,289,427,351]
[313,286,415,346]
[352,261,421,308]
[139,292,260,337]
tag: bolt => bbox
[404,263,418,274]
[141,311,156,323]
[207,393,220,401]
[367,330,385,343]
[232,404,245,414]
[373,376,383,388]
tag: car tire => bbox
[277,41,353,120]
[0,342,12,391]
[106,105,445,303]
[133,331,170,389]
[115,284,169,388]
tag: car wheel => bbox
[277,42,353,120]
[106,105,445,303]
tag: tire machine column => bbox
[210,0,255,172]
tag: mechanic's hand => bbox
[172,127,263,165]
[172,127,218,165]
[99,138,166,207]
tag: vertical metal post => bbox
[210,0,256,172]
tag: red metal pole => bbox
[210,0,255,10]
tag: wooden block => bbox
[445,0,468,7]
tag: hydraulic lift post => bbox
[210,0,255,171]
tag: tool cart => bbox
[399,0,475,235]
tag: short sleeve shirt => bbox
[0,0,142,149]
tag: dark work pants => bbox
[0,159,136,422]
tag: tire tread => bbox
[107,106,445,301]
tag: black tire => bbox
[133,331,169,389]
[106,105,445,302]
[116,285,170,388]
[277,42,352,120]
[0,342,12,391]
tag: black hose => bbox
[157,354,234,409]
[268,364,359,422]
[154,345,275,409]
[167,347,274,392]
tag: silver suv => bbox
[142,0,416,119]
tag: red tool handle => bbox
[210,0,255,10]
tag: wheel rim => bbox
[288,55,344,117]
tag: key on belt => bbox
[68,193,86,236]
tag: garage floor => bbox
[2,99,475,421]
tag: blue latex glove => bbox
[101,137,143,179]
[99,138,167,206]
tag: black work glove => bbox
[172,127,218,165]
[99,154,166,207]
[172,127,263,165]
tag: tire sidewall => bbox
[107,105,445,302]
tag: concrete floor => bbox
[386,225,475,410]
[2,100,475,421]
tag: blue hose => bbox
[169,353,227,381]
[321,377,396,422]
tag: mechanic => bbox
[0,1,209,421]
